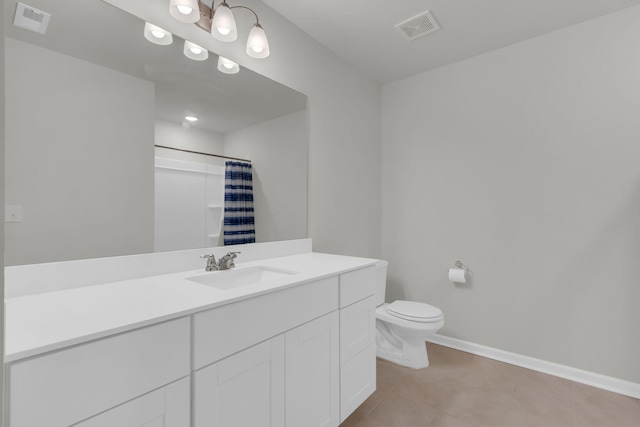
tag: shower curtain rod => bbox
[155,145,251,163]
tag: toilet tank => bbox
[374,260,388,307]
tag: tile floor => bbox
[340,343,640,427]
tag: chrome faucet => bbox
[200,254,218,271]
[217,252,241,270]
[200,252,241,271]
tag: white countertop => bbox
[5,252,378,363]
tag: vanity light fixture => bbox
[144,22,173,45]
[168,0,270,59]
[217,56,240,74]
[183,40,208,61]
[246,23,269,58]
[169,0,200,23]
[210,2,237,42]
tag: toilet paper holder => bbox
[453,260,470,273]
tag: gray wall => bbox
[105,0,382,259]
[5,38,155,266]
[1,4,6,420]
[155,119,225,157]
[381,6,640,383]
[225,111,308,244]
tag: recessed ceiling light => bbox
[185,115,198,122]
[217,56,240,74]
[144,22,173,45]
[183,40,208,61]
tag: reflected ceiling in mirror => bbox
[4,0,308,266]
[4,0,306,133]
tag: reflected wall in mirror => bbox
[4,0,308,266]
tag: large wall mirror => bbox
[4,0,308,266]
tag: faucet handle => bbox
[219,252,240,261]
[218,251,241,269]
[201,254,218,271]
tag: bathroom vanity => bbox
[4,240,378,427]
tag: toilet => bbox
[375,261,444,369]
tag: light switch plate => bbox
[5,205,23,223]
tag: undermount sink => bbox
[186,266,299,290]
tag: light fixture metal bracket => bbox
[193,1,260,33]
[229,5,260,25]
[195,1,213,32]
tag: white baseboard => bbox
[427,334,640,399]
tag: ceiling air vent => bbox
[394,10,440,41]
[13,2,51,35]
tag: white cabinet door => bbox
[75,377,190,427]
[338,270,377,423]
[194,335,285,427]
[340,344,376,423]
[340,296,375,363]
[286,311,340,427]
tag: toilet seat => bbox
[386,300,443,323]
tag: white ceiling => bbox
[4,0,306,133]
[262,0,640,84]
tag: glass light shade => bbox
[246,24,269,58]
[183,40,208,61]
[210,2,237,42]
[217,56,240,74]
[144,22,173,46]
[184,115,198,122]
[169,0,200,23]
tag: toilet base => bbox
[376,339,429,369]
[375,320,431,369]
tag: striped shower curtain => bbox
[223,161,256,245]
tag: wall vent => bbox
[394,10,440,41]
[14,2,51,35]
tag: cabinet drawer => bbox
[340,344,376,423]
[339,266,375,308]
[340,296,375,363]
[8,318,190,427]
[194,276,338,369]
[75,377,190,427]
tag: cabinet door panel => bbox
[195,335,285,427]
[340,296,375,363]
[286,311,340,427]
[340,344,376,423]
[75,377,190,427]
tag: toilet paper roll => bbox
[448,268,466,283]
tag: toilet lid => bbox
[386,300,442,322]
